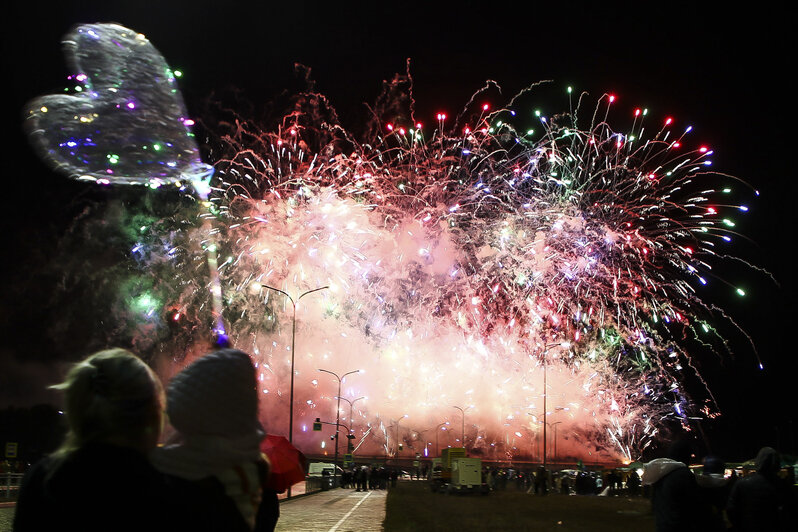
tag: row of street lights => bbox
[318,368,363,483]
[266,285,455,470]
[260,283,570,484]
[385,343,569,463]
[257,285,329,499]
[258,284,329,446]
[261,284,476,466]
[391,406,469,457]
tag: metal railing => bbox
[305,475,334,493]
[2,473,23,499]
[276,476,333,500]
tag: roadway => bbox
[0,504,14,532]
[276,487,387,532]
[0,486,388,532]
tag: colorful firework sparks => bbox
[25,24,760,462]
[145,82,757,462]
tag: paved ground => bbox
[0,506,13,532]
[276,488,387,532]
[0,488,388,532]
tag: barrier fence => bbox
[2,474,23,499]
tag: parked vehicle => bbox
[430,447,489,494]
[307,462,342,490]
[307,462,337,477]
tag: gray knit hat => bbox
[167,349,259,438]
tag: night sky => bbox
[2,1,795,461]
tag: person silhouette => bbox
[150,348,274,531]
[642,438,708,531]
[14,348,169,532]
[727,446,797,531]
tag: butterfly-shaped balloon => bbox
[24,23,213,196]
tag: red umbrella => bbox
[260,434,307,493]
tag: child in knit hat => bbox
[151,348,275,531]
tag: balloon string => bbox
[193,165,228,346]
[203,214,227,343]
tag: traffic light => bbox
[398,443,403,451]
[313,418,322,431]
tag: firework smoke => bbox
[25,24,758,463]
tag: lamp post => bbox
[434,421,450,457]
[453,406,469,447]
[550,421,562,462]
[319,368,361,486]
[539,341,569,471]
[412,428,429,455]
[336,395,366,454]
[337,396,366,434]
[391,415,408,457]
[262,285,328,444]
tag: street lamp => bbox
[336,395,366,455]
[453,405,470,447]
[336,396,366,433]
[434,421,450,457]
[319,368,362,486]
[411,428,430,454]
[550,421,562,462]
[261,284,328,444]
[539,341,569,471]
[391,415,408,457]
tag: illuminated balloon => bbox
[23,23,212,190]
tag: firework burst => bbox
[151,78,754,461]
[25,23,758,462]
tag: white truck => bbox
[307,462,340,490]
[307,462,336,477]
[451,457,484,491]
[431,448,489,494]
